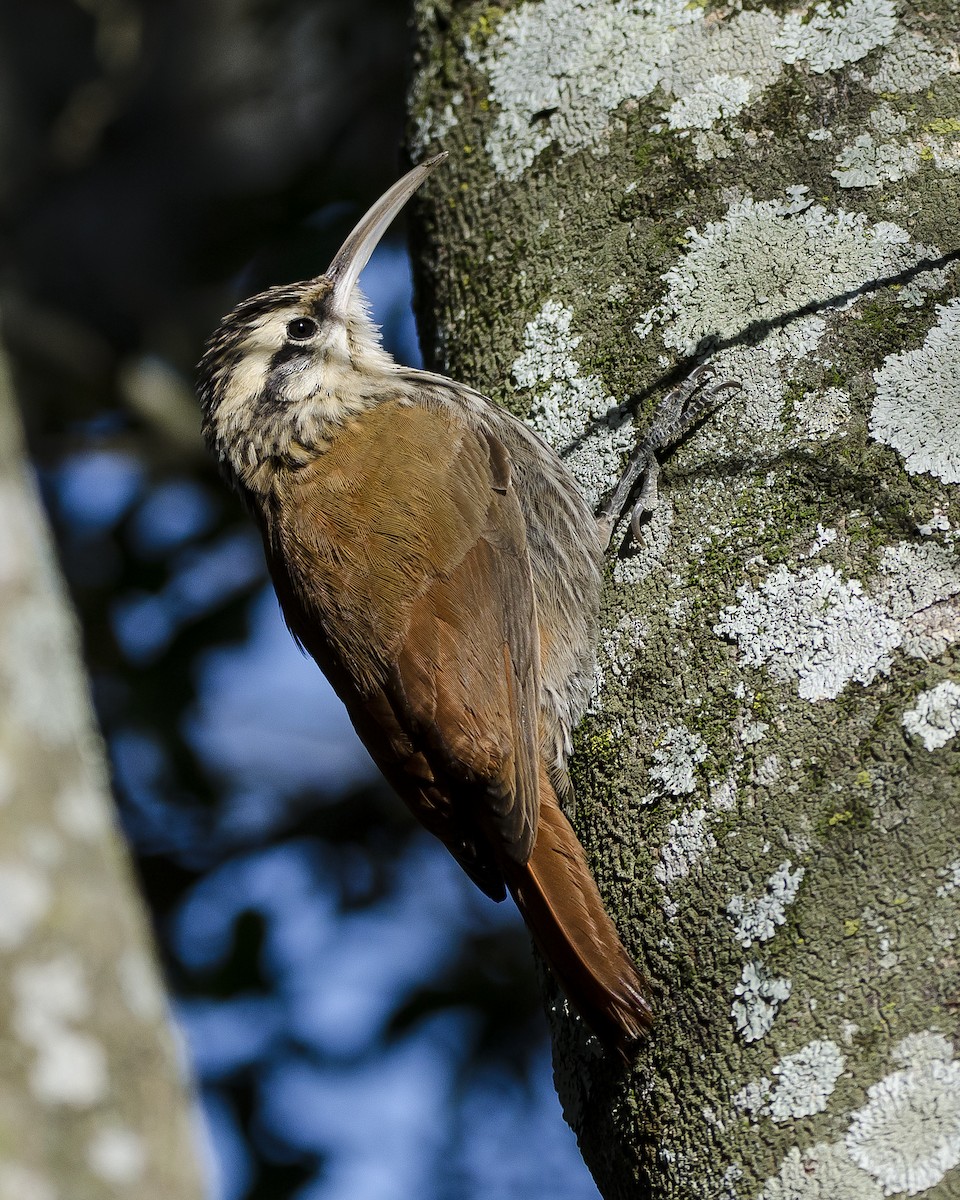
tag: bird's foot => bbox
[597,365,741,549]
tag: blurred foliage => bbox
[0,3,593,1198]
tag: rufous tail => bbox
[503,769,653,1058]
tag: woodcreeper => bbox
[197,155,664,1055]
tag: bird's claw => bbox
[598,365,742,549]
[647,365,742,453]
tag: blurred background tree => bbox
[0,1,601,1196]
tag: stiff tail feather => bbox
[503,770,653,1058]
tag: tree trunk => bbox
[408,3,960,1196]
[0,345,204,1198]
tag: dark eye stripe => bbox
[268,342,311,373]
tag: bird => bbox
[197,153,652,1056]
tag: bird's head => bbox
[197,154,446,494]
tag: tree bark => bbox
[0,345,204,1199]
[409,3,960,1197]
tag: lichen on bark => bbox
[409,1,960,1196]
[0,346,204,1199]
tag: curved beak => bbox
[325,153,448,316]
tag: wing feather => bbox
[263,398,541,885]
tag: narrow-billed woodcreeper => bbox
[198,155,652,1054]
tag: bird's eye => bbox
[286,317,318,341]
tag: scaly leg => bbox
[597,365,741,549]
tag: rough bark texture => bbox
[408,3,960,1197]
[0,346,204,1199]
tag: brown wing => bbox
[262,398,541,896]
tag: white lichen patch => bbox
[876,934,899,970]
[482,0,699,178]
[903,681,960,750]
[736,1039,846,1121]
[663,74,754,132]
[922,131,960,173]
[29,1029,109,1108]
[741,720,769,745]
[732,960,792,1042]
[917,509,952,536]
[769,1040,846,1120]
[791,388,851,443]
[832,130,920,189]
[831,103,923,191]
[759,1141,884,1200]
[868,30,957,94]
[87,1126,147,1185]
[728,861,805,947]
[869,103,906,139]
[870,299,960,484]
[715,564,902,702]
[722,1162,745,1193]
[937,860,960,898]
[54,779,110,841]
[753,754,782,786]
[710,772,739,811]
[0,862,51,950]
[802,525,840,559]
[653,198,940,363]
[0,600,86,746]
[117,949,165,1022]
[658,9,783,133]
[12,957,108,1108]
[0,1164,57,1200]
[735,1076,771,1117]
[13,956,91,1028]
[875,540,960,659]
[893,1031,956,1070]
[20,826,63,869]
[692,129,735,163]
[845,1038,960,1194]
[673,345,789,468]
[592,613,649,702]
[654,807,715,891]
[410,93,463,157]
[611,496,675,585]
[775,0,897,74]
[510,300,635,507]
[480,0,902,176]
[723,540,960,701]
[649,725,708,796]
